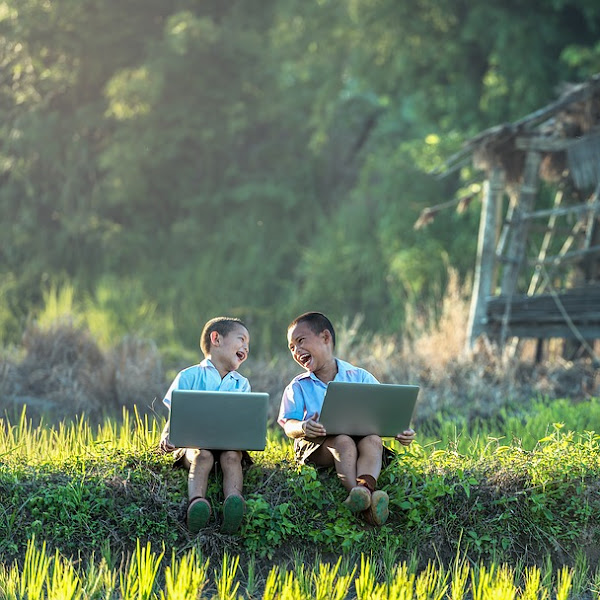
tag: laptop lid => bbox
[169,390,269,451]
[318,381,419,437]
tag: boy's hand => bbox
[159,435,176,453]
[302,418,327,438]
[395,428,416,446]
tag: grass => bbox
[2,278,599,430]
[1,406,600,597]
[1,288,599,596]
[0,536,588,599]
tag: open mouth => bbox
[298,353,312,367]
[236,351,246,361]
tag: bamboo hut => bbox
[426,73,600,360]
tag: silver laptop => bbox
[318,381,419,437]
[168,390,269,451]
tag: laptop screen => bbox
[318,381,419,437]
[169,390,269,451]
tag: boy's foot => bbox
[342,486,371,512]
[221,494,246,535]
[187,497,211,533]
[362,490,389,526]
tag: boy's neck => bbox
[313,357,338,384]
[207,356,229,379]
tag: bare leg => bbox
[220,451,244,498]
[185,448,215,499]
[220,450,245,534]
[310,435,359,492]
[356,435,389,526]
[184,449,214,533]
[356,435,384,482]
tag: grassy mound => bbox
[2,409,600,572]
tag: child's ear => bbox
[210,331,221,346]
[321,329,332,345]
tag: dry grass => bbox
[316,270,599,426]
[1,279,599,427]
[111,335,165,414]
[410,269,470,368]
[0,318,165,423]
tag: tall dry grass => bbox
[0,318,165,423]
[304,270,599,426]
[1,270,598,426]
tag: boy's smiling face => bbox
[287,321,333,373]
[209,324,250,376]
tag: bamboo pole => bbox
[466,167,504,350]
[496,191,517,259]
[535,219,586,294]
[584,182,600,250]
[528,188,564,295]
[499,151,542,347]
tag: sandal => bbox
[187,497,211,533]
[221,494,246,535]
[342,486,371,513]
[362,490,389,526]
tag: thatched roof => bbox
[438,73,600,189]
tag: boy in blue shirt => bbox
[160,316,251,535]
[278,312,416,526]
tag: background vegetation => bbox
[2,0,600,356]
[2,2,600,596]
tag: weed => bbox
[556,566,574,600]
[214,553,241,600]
[119,540,163,600]
[1,406,600,595]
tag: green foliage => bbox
[1,404,600,573]
[2,401,600,596]
[419,397,600,451]
[2,0,599,353]
[244,497,296,559]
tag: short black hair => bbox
[200,317,248,356]
[288,311,336,348]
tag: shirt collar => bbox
[334,358,351,376]
[299,357,346,383]
[200,357,244,380]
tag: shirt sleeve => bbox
[163,371,183,408]
[361,369,379,384]
[277,382,304,426]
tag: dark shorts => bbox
[294,435,396,467]
[171,447,253,469]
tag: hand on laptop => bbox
[302,418,327,438]
[395,428,416,446]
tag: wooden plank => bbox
[487,312,600,324]
[485,287,600,340]
[527,244,600,266]
[485,323,600,340]
[499,151,542,346]
[515,202,599,221]
[515,136,573,152]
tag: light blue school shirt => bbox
[277,358,378,426]
[163,358,250,408]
